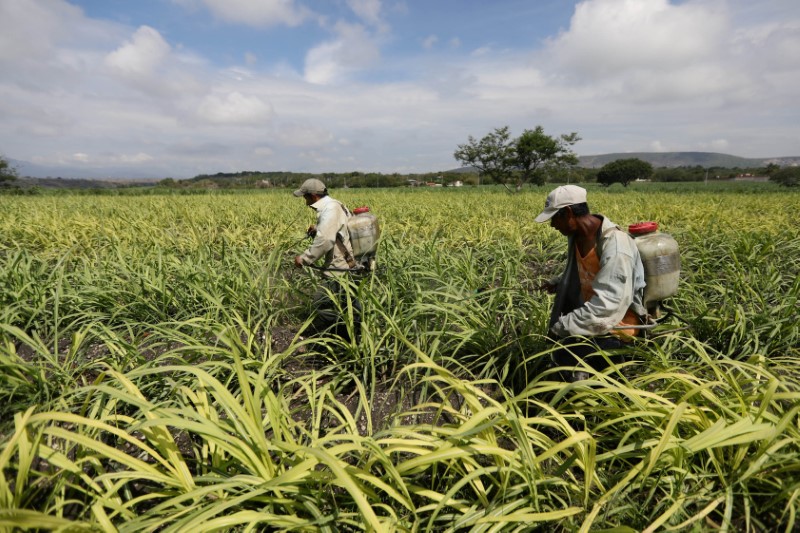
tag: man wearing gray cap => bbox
[293,178,360,338]
[535,185,646,380]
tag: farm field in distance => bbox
[1,181,799,530]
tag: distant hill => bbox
[578,152,800,169]
[579,151,752,168]
[10,176,157,190]
[7,151,800,189]
[9,158,163,180]
[449,152,800,173]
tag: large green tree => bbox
[0,155,18,184]
[764,163,780,176]
[454,126,580,191]
[514,127,580,188]
[596,158,653,187]
[453,126,516,186]
[770,166,800,187]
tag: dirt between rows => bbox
[270,325,503,436]
[10,325,501,442]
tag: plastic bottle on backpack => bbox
[348,207,381,270]
[629,221,680,315]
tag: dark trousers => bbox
[309,278,362,341]
[551,335,627,371]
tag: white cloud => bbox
[105,26,170,77]
[422,35,438,49]
[0,0,104,63]
[347,0,383,27]
[619,64,750,104]
[196,91,274,125]
[473,62,545,90]
[276,123,335,148]
[649,141,668,152]
[732,21,800,76]
[54,151,155,170]
[0,0,122,91]
[189,0,310,27]
[711,139,730,151]
[120,153,155,163]
[253,146,274,156]
[225,67,256,82]
[3,0,800,179]
[535,0,800,114]
[548,0,728,78]
[304,22,380,84]
[99,25,208,105]
[471,46,493,57]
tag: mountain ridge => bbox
[576,151,799,169]
[7,151,800,182]
[448,152,799,173]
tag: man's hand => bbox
[294,255,305,268]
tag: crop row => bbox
[1,183,799,530]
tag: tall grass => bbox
[1,183,799,530]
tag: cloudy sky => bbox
[1,0,798,179]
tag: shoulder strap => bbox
[337,201,352,218]
[335,237,357,269]
[334,201,357,269]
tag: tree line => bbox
[453,126,800,188]
[160,170,476,190]
[2,140,798,193]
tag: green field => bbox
[1,182,799,531]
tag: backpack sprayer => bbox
[347,207,381,272]
[613,221,685,336]
[302,205,381,273]
[628,221,680,317]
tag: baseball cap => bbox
[534,185,587,223]
[293,178,327,197]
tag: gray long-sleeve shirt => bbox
[549,215,647,337]
[299,195,352,274]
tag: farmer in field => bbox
[535,185,646,381]
[293,178,360,339]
